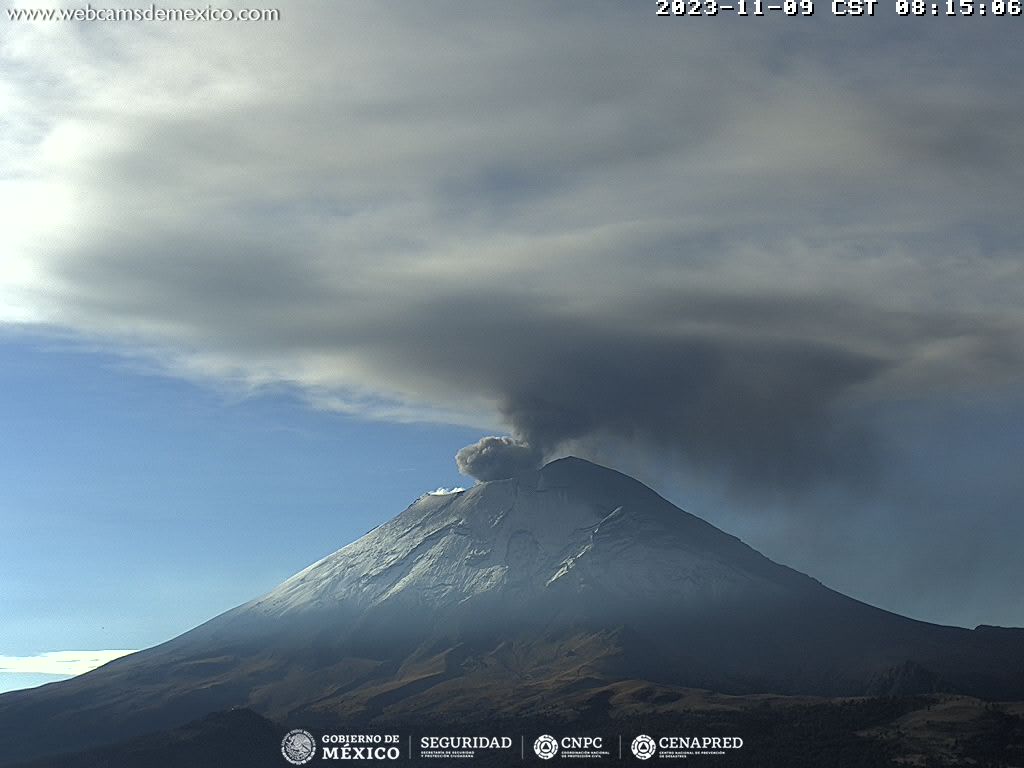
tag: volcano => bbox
[2,457,1022,766]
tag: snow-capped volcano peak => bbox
[244,457,799,620]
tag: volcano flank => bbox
[2,457,1023,766]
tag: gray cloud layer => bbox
[2,4,1022,623]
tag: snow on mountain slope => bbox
[241,457,805,619]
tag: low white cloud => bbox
[426,487,466,496]
[0,650,136,677]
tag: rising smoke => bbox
[456,436,542,481]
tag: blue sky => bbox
[1,2,1022,694]
[0,331,475,691]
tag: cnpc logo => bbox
[534,735,605,759]
[533,735,559,759]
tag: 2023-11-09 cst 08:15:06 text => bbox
[656,0,1022,14]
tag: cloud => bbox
[0,650,136,676]
[427,486,466,496]
[0,2,1021,627]
[1,5,1022,498]
[456,437,541,482]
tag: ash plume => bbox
[456,436,542,481]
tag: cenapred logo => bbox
[281,729,317,765]
[631,734,657,760]
[534,734,559,760]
